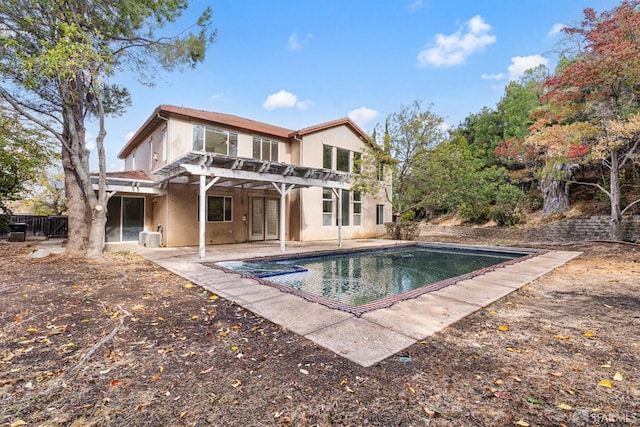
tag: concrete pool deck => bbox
[117,239,581,367]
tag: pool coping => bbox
[130,239,582,367]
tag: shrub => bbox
[385,221,420,240]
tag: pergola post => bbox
[198,175,219,259]
[332,188,342,248]
[272,182,296,253]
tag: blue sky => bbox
[91,0,620,171]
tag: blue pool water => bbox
[215,245,530,308]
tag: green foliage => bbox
[0,0,216,254]
[351,100,446,220]
[415,139,524,225]
[0,106,56,218]
[489,185,525,226]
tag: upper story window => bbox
[336,148,350,172]
[193,125,238,156]
[322,144,361,173]
[323,144,332,169]
[252,137,279,162]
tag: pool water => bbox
[215,245,529,309]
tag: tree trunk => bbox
[609,151,623,241]
[86,205,107,258]
[541,163,571,218]
[62,145,89,254]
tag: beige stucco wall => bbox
[296,126,391,241]
[119,114,391,247]
[160,182,290,247]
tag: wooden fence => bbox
[0,215,68,239]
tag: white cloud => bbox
[418,15,496,67]
[548,23,566,37]
[210,92,224,101]
[263,90,298,110]
[481,54,548,83]
[481,72,506,80]
[125,131,135,142]
[408,1,424,13]
[287,32,313,51]
[262,90,314,111]
[508,54,548,80]
[85,132,96,151]
[296,99,315,111]
[348,107,379,126]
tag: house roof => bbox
[295,117,369,141]
[105,170,153,180]
[118,105,373,159]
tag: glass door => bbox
[251,198,279,241]
[265,199,278,240]
[251,198,264,241]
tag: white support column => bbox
[272,182,296,253]
[198,175,220,259]
[332,188,342,248]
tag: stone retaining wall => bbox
[421,216,640,243]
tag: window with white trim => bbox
[322,188,333,226]
[252,137,279,161]
[323,144,332,169]
[376,204,385,225]
[340,190,350,226]
[336,147,350,172]
[353,192,362,226]
[353,152,362,174]
[193,125,238,156]
[207,196,232,222]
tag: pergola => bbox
[153,151,352,259]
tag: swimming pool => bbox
[209,244,537,315]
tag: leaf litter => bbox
[0,238,639,425]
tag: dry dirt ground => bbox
[0,236,638,427]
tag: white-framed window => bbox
[376,204,385,225]
[353,192,362,226]
[252,137,279,161]
[377,163,385,181]
[340,189,350,226]
[322,145,361,173]
[193,125,238,156]
[336,147,350,172]
[353,152,362,174]
[207,196,232,222]
[322,188,333,226]
[132,150,136,169]
[323,144,333,169]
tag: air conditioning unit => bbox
[138,231,162,248]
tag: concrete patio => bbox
[110,239,581,367]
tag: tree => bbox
[10,170,67,216]
[530,1,640,239]
[0,105,56,229]
[0,1,216,256]
[416,137,524,225]
[353,100,446,221]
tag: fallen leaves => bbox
[498,325,509,332]
[597,380,612,388]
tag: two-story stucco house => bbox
[101,105,391,256]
